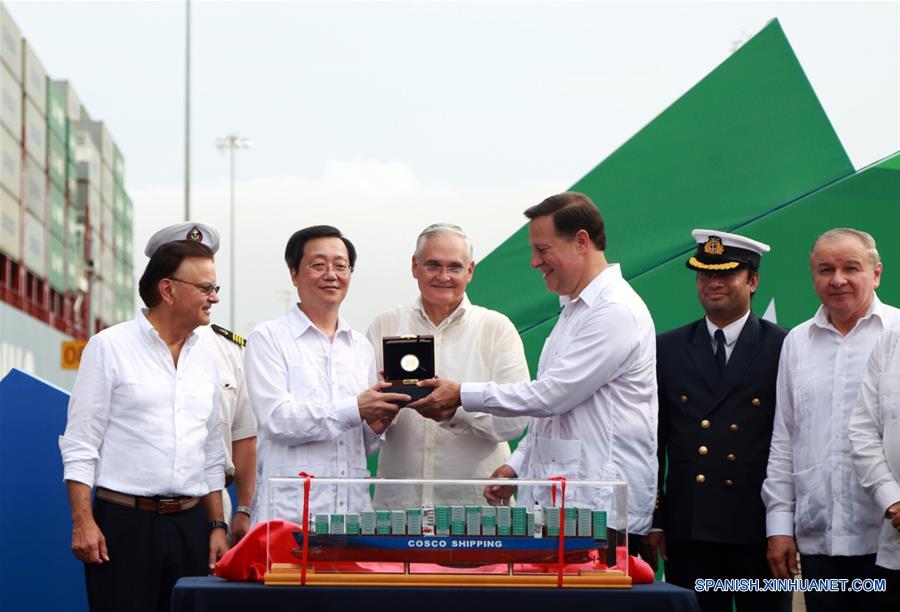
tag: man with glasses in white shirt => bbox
[144,223,258,546]
[409,192,658,546]
[60,233,228,612]
[366,223,529,508]
[245,225,408,525]
[763,228,899,611]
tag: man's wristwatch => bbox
[235,505,252,517]
[209,520,229,533]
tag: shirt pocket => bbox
[877,373,900,407]
[184,381,216,423]
[287,365,329,404]
[531,437,583,480]
[792,464,829,535]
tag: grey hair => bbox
[809,228,881,267]
[414,223,474,262]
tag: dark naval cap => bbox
[686,229,770,272]
[144,222,220,257]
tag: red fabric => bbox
[214,520,304,582]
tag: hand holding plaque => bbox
[382,335,435,407]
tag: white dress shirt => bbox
[366,294,530,507]
[850,325,900,570]
[59,310,226,497]
[245,306,380,525]
[763,295,900,555]
[705,310,751,363]
[460,264,658,535]
[195,324,257,479]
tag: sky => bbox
[6,0,900,334]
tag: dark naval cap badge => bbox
[187,226,203,242]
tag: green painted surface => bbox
[48,183,66,242]
[468,19,853,338]
[47,132,66,191]
[47,234,66,293]
[46,80,66,141]
[633,153,900,333]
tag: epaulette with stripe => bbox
[211,324,247,348]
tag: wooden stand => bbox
[264,563,632,589]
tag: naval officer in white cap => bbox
[145,222,257,545]
[648,229,789,612]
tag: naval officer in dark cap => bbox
[644,229,789,612]
[145,222,257,546]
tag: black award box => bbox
[382,335,435,406]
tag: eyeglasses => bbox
[306,262,353,276]
[168,277,220,295]
[422,263,467,277]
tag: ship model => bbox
[291,503,608,565]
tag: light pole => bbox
[216,133,252,330]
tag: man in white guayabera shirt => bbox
[245,225,408,526]
[367,223,529,508]
[763,228,899,612]
[408,192,658,551]
[850,325,900,611]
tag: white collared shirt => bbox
[366,294,530,507]
[245,306,379,525]
[763,295,900,555]
[850,325,900,570]
[705,310,751,363]
[195,325,257,479]
[460,264,658,535]
[59,310,226,497]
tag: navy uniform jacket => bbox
[654,314,787,544]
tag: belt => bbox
[96,487,200,514]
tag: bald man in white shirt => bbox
[367,223,529,508]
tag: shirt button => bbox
[724,479,734,487]
[729,424,739,432]
[698,446,709,456]
[700,419,710,429]
[680,395,688,403]
[340,471,345,476]
[696,474,706,484]
[339,441,344,446]
[751,398,761,407]
[727,453,736,462]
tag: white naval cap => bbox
[144,222,220,257]
[686,229,770,272]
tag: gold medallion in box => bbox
[382,335,435,406]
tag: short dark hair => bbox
[523,192,606,251]
[138,240,215,308]
[284,225,357,271]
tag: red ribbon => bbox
[298,472,314,586]
[549,476,567,588]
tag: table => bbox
[172,576,700,611]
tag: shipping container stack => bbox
[0,2,134,339]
